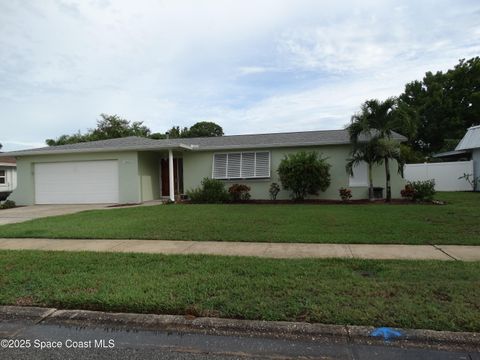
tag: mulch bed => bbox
[178,198,432,205]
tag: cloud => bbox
[0,0,479,151]
[237,66,272,76]
[275,2,480,75]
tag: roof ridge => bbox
[174,129,347,141]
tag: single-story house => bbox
[0,155,17,199]
[454,125,480,191]
[5,129,406,205]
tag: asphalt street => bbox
[1,317,478,360]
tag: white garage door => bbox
[34,161,119,204]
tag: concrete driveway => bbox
[0,204,110,225]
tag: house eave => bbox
[432,149,470,158]
[190,140,352,151]
[5,144,192,157]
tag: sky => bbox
[1,0,479,151]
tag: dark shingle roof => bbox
[6,136,190,156]
[4,129,407,156]
[174,129,406,150]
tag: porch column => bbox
[168,149,175,201]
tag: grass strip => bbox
[0,250,478,332]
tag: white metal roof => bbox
[456,125,480,151]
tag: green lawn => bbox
[1,192,479,244]
[0,250,478,332]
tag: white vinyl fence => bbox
[404,160,474,191]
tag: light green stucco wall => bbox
[11,151,141,205]
[10,146,406,205]
[138,151,160,201]
[182,145,406,200]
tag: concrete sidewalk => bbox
[0,238,479,260]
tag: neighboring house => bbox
[5,129,406,205]
[454,125,480,191]
[405,125,480,192]
[0,155,17,197]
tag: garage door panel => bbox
[34,161,119,204]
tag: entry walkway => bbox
[0,238,478,261]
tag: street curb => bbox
[1,306,479,351]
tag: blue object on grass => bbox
[370,327,403,341]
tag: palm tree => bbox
[347,98,408,202]
[375,138,406,200]
[346,140,381,201]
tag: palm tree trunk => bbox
[385,157,391,202]
[368,163,374,201]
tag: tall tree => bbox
[46,114,151,146]
[46,132,88,146]
[187,121,224,137]
[165,126,189,139]
[348,98,406,202]
[166,121,224,138]
[90,114,151,140]
[398,57,480,155]
[46,115,224,146]
[375,138,405,201]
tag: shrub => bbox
[269,182,280,200]
[0,200,16,209]
[187,178,229,203]
[277,151,331,200]
[401,180,436,202]
[339,188,352,201]
[411,180,436,201]
[400,184,415,200]
[458,173,480,190]
[228,184,251,201]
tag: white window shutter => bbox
[349,161,368,187]
[241,152,255,178]
[227,153,241,178]
[255,152,270,177]
[213,154,227,179]
[213,151,271,179]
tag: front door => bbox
[161,158,183,196]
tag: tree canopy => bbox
[46,115,224,146]
[396,57,480,158]
[187,121,224,137]
[164,121,224,139]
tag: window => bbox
[213,152,270,179]
[349,161,368,187]
[0,170,5,184]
